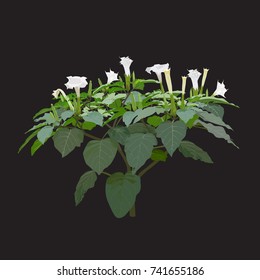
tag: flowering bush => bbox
[19,56,238,218]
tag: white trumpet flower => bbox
[119,56,133,76]
[213,81,228,98]
[188,69,201,90]
[105,69,119,84]
[146,63,169,83]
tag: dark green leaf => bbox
[53,128,84,157]
[105,172,141,218]
[156,121,187,156]
[204,104,224,119]
[83,138,118,174]
[128,123,156,134]
[108,126,130,145]
[179,141,213,163]
[74,171,97,206]
[125,133,157,171]
[197,120,238,148]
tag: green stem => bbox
[117,144,131,172]
[138,161,159,177]
[84,132,101,140]
[102,171,111,177]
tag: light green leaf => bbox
[197,120,238,148]
[156,121,187,156]
[83,138,118,174]
[33,107,51,119]
[74,171,97,206]
[179,141,213,163]
[194,110,232,130]
[35,113,57,125]
[26,122,47,133]
[125,133,157,171]
[128,123,156,134]
[105,172,141,218]
[151,149,168,162]
[102,93,126,105]
[147,116,163,127]
[177,108,197,124]
[37,126,54,144]
[125,91,145,104]
[82,122,96,131]
[133,107,158,123]
[82,112,103,126]
[103,108,126,125]
[31,139,43,156]
[53,128,84,157]
[18,129,40,153]
[92,92,104,99]
[123,111,138,126]
[61,110,74,121]
[108,126,130,145]
[204,104,224,119]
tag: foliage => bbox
[19,58,239,218]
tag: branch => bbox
[84,132,101,140]
[138,161,159,177]
[117,144,131,172]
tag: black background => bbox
[1,2,259,259]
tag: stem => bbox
[129,204,136,217]
[102,171,111,177]
[84,132,101,140]
[138,161,159,177]
[106,123,112,129]
[154,145,165,149]
[117,144,131,172]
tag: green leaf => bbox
[125,133,157,171]
[18,129,40,153]
[197,120,239,148]
[26,122,47,133]
[92,84,108,95]
[151,149,168,162]
[61,110,74,121]
[194,110,232,130]
[74,171,97,206]
[37,126,54,144]
[82,122,96,131]
[128,123,155,134]
[53,128,84,157]
[179,141,213,163]
[156,121,187,156]
[33,107,51,119]
[82,112,103,126]
[177,108,197,124]
[105,172,141,218]
[108,126,130,145]
[63,117,77,127]
[203,104,224,119]
[34,113,57,125]
[147,116,163,127]
[198,96,239,107]
[83,138,118,174]
[103,108,126,125]
[31,139,43,156]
